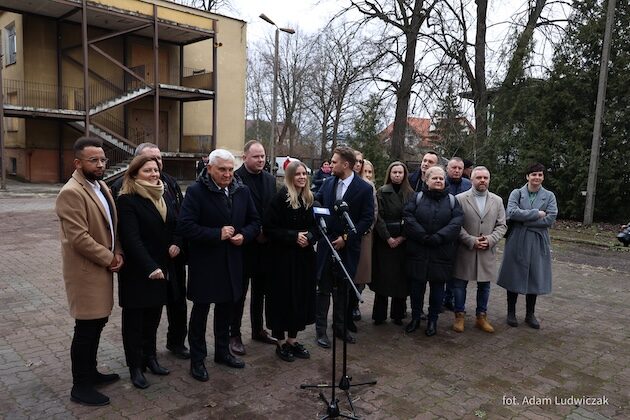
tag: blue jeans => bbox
[451,279,490,315]
[411,278,444,322]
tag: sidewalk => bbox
[0,196,628,419]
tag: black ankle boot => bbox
[145,357,170,375]
[405,319,421,333]
[129,367,149,389]
[525,313,540,329]
[70,384,110,406]
[507,292,518,327]
[425,320,437,336]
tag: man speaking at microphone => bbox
[314,146,374,347]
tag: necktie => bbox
[221,188,231,211]
[336,181,344,201]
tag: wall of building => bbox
[183,14,247,157]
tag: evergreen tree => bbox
[483,0,629,222]
[349,94,390,185]
[432,83,474,160]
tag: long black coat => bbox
[263,187,317,332]
[234,165,276,277]
[370,184,410,298]
[117,193,176,308]
[177,173,260,304]
[403,190,464,282]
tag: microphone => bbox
[312,203,330,234]
[334,200,357,234]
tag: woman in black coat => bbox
[263,161,317,362]
[403,166,464,336]
[118,155,180,389]
[371,161,414,325]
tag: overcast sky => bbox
[216,0,570,119]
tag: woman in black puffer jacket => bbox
[403,166,464,336]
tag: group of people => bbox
[55,137,557,408]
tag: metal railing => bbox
[2,79,84,111]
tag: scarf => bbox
[134,179,166,221]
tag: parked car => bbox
[274,157,311,177]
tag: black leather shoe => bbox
[93,371,120,385]
[229,336,246,356]
[316,333,331,349]
[373,319,385,326]
[70,384,110,406]
[275,343,295,362]
[252,330,278,345]
[146,358,169,375]
[392,319,403,326]
[525,313,540,329]
[214,353,245,369]
[352,308,362,321]
[507,312,518,327]
[334,329,356,344]
[347,321,358,333]
[425,320,437,337]
[129,367,149,389]
[405,319,421,333]
[167,344,191,360]
[289,342,310,359]
[190,361,209,382]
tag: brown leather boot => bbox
[452,312,465,333]
[475,313,495,333]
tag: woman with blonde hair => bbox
[263,161,318,362]
[117,155,181,388]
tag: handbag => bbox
[385,220,404,237]
[504,189,522,239]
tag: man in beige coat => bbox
[452,166,507,333]
[55,137,124,406]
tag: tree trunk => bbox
[390,1,425,160]
[473,0,488,153]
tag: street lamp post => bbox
[259,14,294,174]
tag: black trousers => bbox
[372,294,407,322]
[71,317,108,385]
[316,259,348,334]
[121,306,163,368]
[166,263,188,349]
[231,271,265,337]
[272,329,298,341]
[189,302,232,363]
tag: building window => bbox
[6,22,16,65]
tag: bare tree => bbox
[343,0,438,160]
[168,0,233,13]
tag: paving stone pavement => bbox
[0,195,628,419]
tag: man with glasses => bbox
[55,137,124,406]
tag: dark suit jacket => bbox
[315,174,374,280]
[235,165,276,275]
[117,193,176,308]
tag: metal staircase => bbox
[68,121,135,181]
[89,86,152,116]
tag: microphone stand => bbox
[301,221,377,419]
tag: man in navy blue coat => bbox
[177,149,260,382]
[314,146,374,347]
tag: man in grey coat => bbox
[452,166,507,333]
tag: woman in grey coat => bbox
[497,163,558,329]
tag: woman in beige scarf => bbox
[117,155,181,389]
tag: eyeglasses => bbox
[81,158,109,165]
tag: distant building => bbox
[379,116,474,162]
[0,0,247,182]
